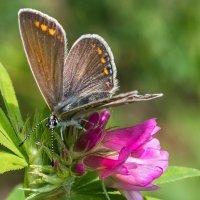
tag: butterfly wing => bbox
[56,34,162,120]
[18,9,66,110]
[57,92,163,120]
[62,34,118,103]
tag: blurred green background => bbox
[0,0,200,199]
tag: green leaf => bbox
[0,108,24,158]
[144,196,161,200]
[0,151,27,174]
[0,63,23,132]
[72,171,98,190]
[67,194,105,200]
[154,166,200,185]
[65,193,125,200]
[21,170,125,200]
[31,193,110,200]
[76,180,102,194]
[71,172,125,199]
[6,185,25,200]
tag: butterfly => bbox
[18,8,162,145]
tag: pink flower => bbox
[73,111,169,200]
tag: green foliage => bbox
[154,166,200,185]
[21,170,125,200]
[0,108,23,158]
[10,166,200,200]
[0,63,23,132]
[66,172,126,200]
[144,196,161,200]
[0,63,28,174]
[6,185,25,200]
[0,151,27,173]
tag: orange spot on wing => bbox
[34,20,40,27]
[97,47,103,55]
[41,24,47,31]
[49,28,56,36]
[103,67,109,75]
[101,57,106,64]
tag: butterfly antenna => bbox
[19,117,48,147]
[50,128,55,166]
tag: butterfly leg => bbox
[64,118,87,132]
[80,118,95,128]
[60,126,64,141]
[75,123,87,132]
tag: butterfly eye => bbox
[53,120,58,126]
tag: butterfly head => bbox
[46,114,59,129]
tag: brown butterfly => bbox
[18,8,162,145]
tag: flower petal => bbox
[131,138,169,171]
[122,191,144,200]
[84,155,118,170]
[113,165,164,186]
[103,119,159,152]
[85,111,110,129]
[74,127,102,151]
[74,111,110,151]
[84,155,129,178]
[81,117,168,197]
[99,111,110,127]
[109,180,159,191]
[85,112,100,130]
